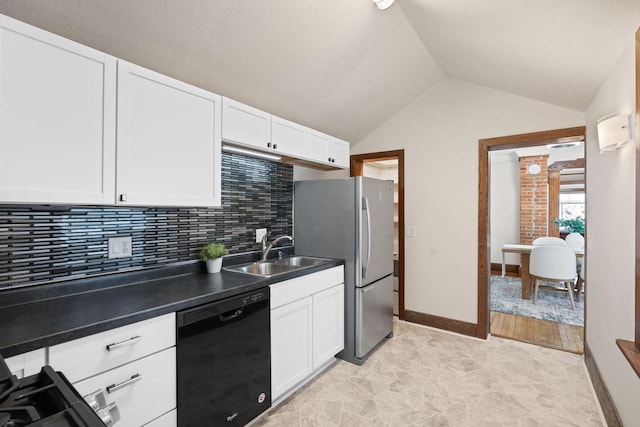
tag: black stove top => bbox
[0,356,105,427]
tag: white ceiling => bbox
[1,1,638,143]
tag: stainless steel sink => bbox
[224,261,296,277]
[223,256,329,277]
[274,256,327,267]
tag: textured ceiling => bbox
[400,0,640,111]
[0,1,638,143]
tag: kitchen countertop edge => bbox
[0,258,344,358]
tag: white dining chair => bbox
[529,246,577,310]
[532,237,568,246]
[564,233,585,251]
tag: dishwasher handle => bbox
[219,308,243,322]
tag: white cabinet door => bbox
[327,137,350,169]
[312,284,344,370]
[117,61,221,207]
[4,348,46,379]
[221,97,271,150]
[0,15,116,205]
[271,296,313,400]
[73,348,176,427]
[271,116,309,159]
[305,129,331,164]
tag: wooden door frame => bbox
[477,127,586,338]
[351,150,405,319]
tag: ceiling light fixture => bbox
[546,142,583,149]
[222,145,282,162]
[373,0,395,10]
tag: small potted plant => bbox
[199,243,229,273]
[551,218,585,234]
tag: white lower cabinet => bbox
[271,296,313,399]
[270,266,344,402]
[48,313,177,427]
[4,348,45,379]
[144,409,177,427]
[73,347,176,427]
[48,313,176,383]
[312,284,344,370]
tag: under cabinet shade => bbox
[597,112,631,153]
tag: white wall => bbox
[584,39,640,425]
[352,77,584,322]
[490,152,520,265]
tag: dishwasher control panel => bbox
[242,291,267,306]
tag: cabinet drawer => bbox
[270,266,343,309]
[144,409,176,427]
[74,347,176,427]
[49,313,175,383]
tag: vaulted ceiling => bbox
[1,1,638,143]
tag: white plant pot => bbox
[205,258,223,273]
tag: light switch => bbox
[406,226,417,238]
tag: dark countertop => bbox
[0,254,343,358]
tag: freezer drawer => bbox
[355,275,393,358]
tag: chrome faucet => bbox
[261,235,293,261]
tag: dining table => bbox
[501,243,584,299]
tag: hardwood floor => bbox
[490,311,584,354]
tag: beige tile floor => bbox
[256,320,602,427]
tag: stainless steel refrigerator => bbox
[294,177,394,365]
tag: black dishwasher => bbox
[177,288,271,427]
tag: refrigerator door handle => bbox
[363,197,372,279]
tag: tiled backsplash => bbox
[0,152,293,289]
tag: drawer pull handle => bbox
[106,335,141,351]
[107,373,142,393]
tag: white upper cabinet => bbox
[0,15,116,205]
[116,61,221,207]
[327,137,350,169]
[221,97,271,150]
[272,116,349,167]
[305,129,332,164]
[271,116,309,159]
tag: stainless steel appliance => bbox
[0,355,111,426]
[176,288,271,427]
[294,177,394,365]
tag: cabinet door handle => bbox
[267,143,272,148]
[273,144,278,150]
[106,335,141,351]
[107,373,142,393]
[119,194,127,202]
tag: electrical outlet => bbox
[108,236,132,258]
[406,226,417,238]
[256,228,267,243]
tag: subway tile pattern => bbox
[0,152,293,289]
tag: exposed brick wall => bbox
[519,155,549,244]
